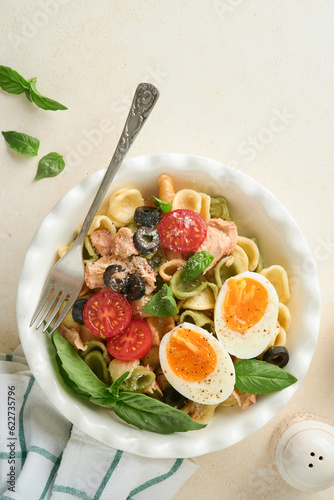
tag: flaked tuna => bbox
[90,230,113,256]
[199,218,238,271]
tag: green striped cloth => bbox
[0,347,198,500]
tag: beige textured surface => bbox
[1,1,334,498]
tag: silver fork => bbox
[30,83,159,335]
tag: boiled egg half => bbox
[215,271,279,359]
[159,322,235,405]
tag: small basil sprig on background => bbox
[183,251,214,283]
[234,359,297,394]
[2,131,40,157]
[142,283,179,318]
[35,152,65,180]
[151,195,172,213]
[0,65,67,111]
[53,332,205,434]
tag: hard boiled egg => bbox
[215,271,279,359]
[159,322,235,405]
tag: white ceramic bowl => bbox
[16,154,320,458]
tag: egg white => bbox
[159,322,235,405]
[215,271,279,359]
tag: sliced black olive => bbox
[134,206,160,227]
[72,298,88,324]
[133,227,160,255]
[263,346,289,368]
[163,386,188,409]
[103,265,127,293]
[123,274,146,301]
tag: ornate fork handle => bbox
[76,83,159,247]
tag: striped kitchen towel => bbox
[0,346,198,500]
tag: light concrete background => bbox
[1,1,334,498]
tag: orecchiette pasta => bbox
[231,245,249,272]
[107,188,144,227]
[278,302,292,332]
[237,236,260,272]
[87,215,116,236]
[261,265,291,304]
[158,259,187,282]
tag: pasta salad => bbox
[53,173,296,434]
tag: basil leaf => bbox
[142,283,178,317]
[35,152,65,180]
[108,371,130,398]
[0,65,30,94]
[235,359,297,394]
[151,195,172,213]
[29,78,67,111]
[2,130,40,157]
[53,331,109,397]
[183,251,214,283]
[114,392,206,434]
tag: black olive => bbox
[133,227,160,255]
[163,386,188,409]
[72,298,88,324]
[263,346,289,368]
[103,265,127,293]
[134,206,160,227]
[123,274,146,301]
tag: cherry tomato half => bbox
[107,319,153,360]
[83,290,132,338]
[159,209,207,252]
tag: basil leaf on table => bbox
[0,65,67,110]
[234,359,297,394]
[29,78,67,111]
[35,152,65,180]
[53,331,205,433]
[183,251,214,283]
[142,283,179,317]
[2,130,40,157]
[0,65,30,94]
[151,195,172,213]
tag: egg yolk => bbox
[166,328,217,382]
[223,277,268,333]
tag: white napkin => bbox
[0,347,198,500]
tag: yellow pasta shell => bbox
[107,188,144,227]
[87,215,116,236]
[274,325,287,347]
[278,303,291,332]
[172,189,202,212]
[182,286,215,310]
[231,245,249,272]
[199,193,211,223]
[237,236,260,272]
[261,265,291,304]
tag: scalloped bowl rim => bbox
[16,153,321,458]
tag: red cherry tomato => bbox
[107,319,153,360]
[159,209,207,252]
[83,290,132,338]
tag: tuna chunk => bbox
[198,218,238,271]
[90,230,113,256]
[85,255,156,294]
[59,324,85,351]
[110,227,139,259]
[232,388,257,410]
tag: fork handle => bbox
[75,83,159,247]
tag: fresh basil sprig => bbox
[234,359,297,394]
[142,283,179,318]
[53,332,205,434]
[183,251,214,283]
[0,65,67,111]
[2,130,40,157]
[35,152,65,180]
[151,195,172,213]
